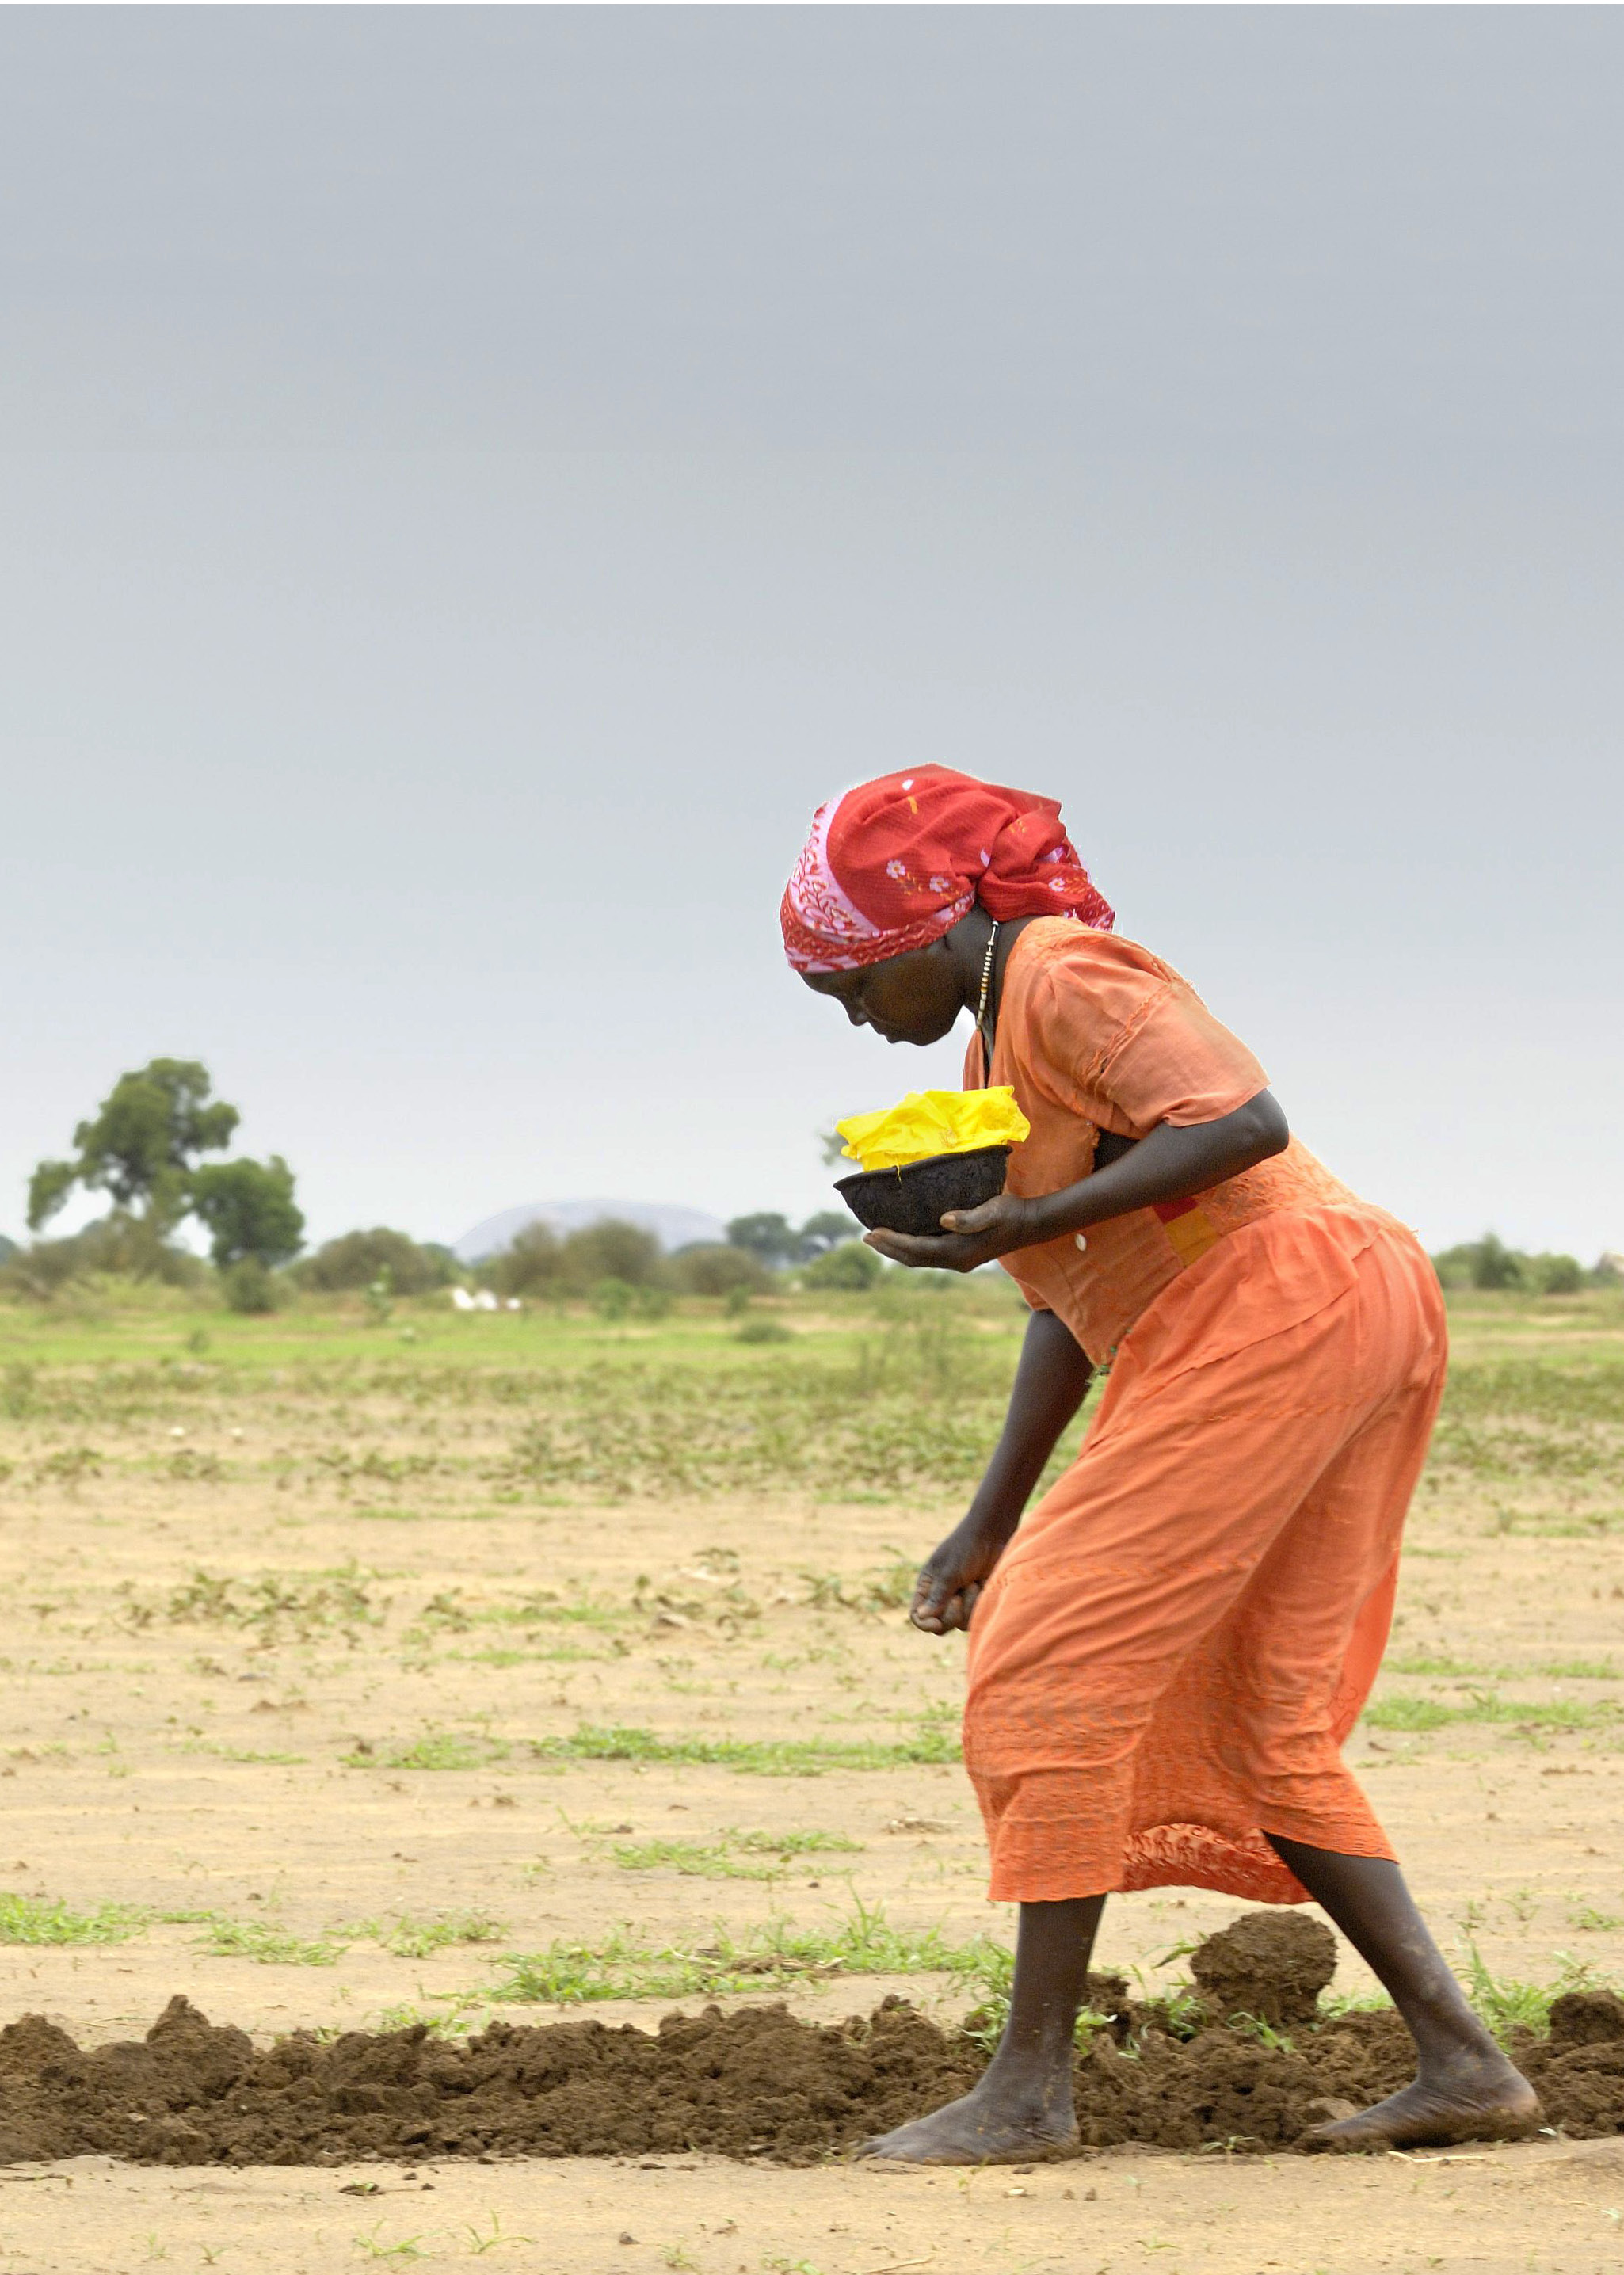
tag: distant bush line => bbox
[1430,1232,1619,1296]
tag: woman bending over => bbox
[783,764,1534,2160]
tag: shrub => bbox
[1470,1233,1524,1291]
[802,1240,883,1291]
[560,1220,668,1290]
[297,1228,453,1295]
[798,1210,860,1259]
[590,1277,634,1321]
[222,1257,277,1314]
[672,1244,772,1298]
[1431,1233,1524,1292]
[1531,1253,1586,1296]
[0,1214,208,1298]
[491,1223,564,1298]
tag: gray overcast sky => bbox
[2,7,1619,1257]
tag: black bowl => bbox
[834,1145,1012,1238]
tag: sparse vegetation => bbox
[527,1722,959,1775]
[486,1900,1011,2006]
[610,1827,863,1878]
[2,1267,1624,2192]
[0,1894,147,1945]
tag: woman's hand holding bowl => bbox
[864,1189,1036,1274]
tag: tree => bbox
[1469,1232,1523,1291]
[560,1220,667,1290]
[299,1228,453,1295]
[27,1059,238,1233]
[189,1156,304,1269]
[798,1210,860,1259]
[671,1244,772,1298]
[490,1223,564,1298]
[726,1212,799,1269]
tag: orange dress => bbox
[962,920,1447,1905]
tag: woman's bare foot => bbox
[860,2078,1079,2166]
[1306,2047,1540,2151]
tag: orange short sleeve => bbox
[1021,932,1268,1134]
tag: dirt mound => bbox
[2,1916,1622,2166]
[1189,1911,1339,2028]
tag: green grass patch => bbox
[410,1588,629,1635]
[1489,1511,1624,1538]
[528,1721,960,1776]
[486,1901,1008,2006]
[1386,1655,1619,1683]
[1428,1355,1624,1488]
[1462,1940,1607,2042]
[1386,1654,1492,1679]
[173,1740,310,1765]
[343,1730,512,1771]
[367,2002,482,2039]
[0,1893,146,1945]
[440,1644,609,1668]
[1366,1690,1620,1735]
[346,1913,506,1959]
[197,1918,346,1966]
[610,1828,864,1878]
[1569,1904,1624,1934]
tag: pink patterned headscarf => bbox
[781,765,1113,974]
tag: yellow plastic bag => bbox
[835,1088,1031,1175]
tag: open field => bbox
[2,1275,1624,2272]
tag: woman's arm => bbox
[910,1306,1094,1635]
[869,1090,1290,1274]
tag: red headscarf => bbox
[780,765,1113,973]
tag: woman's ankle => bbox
[982,2036,1075,2109]
[1409,2012,1513,2075]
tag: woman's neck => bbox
[947,908,1039,1042]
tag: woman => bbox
[783,764,1534,2160]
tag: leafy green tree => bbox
[27,1059,238,1234]
[189,1156,304,1269]
[798,1210,859,1258]
[726,1212,799,1268]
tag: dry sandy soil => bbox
[2,1289,1622,2270]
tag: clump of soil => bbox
[1189,1911,1338,2028]
[2,1915,1619,2166]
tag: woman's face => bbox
[801,940,964,1047]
